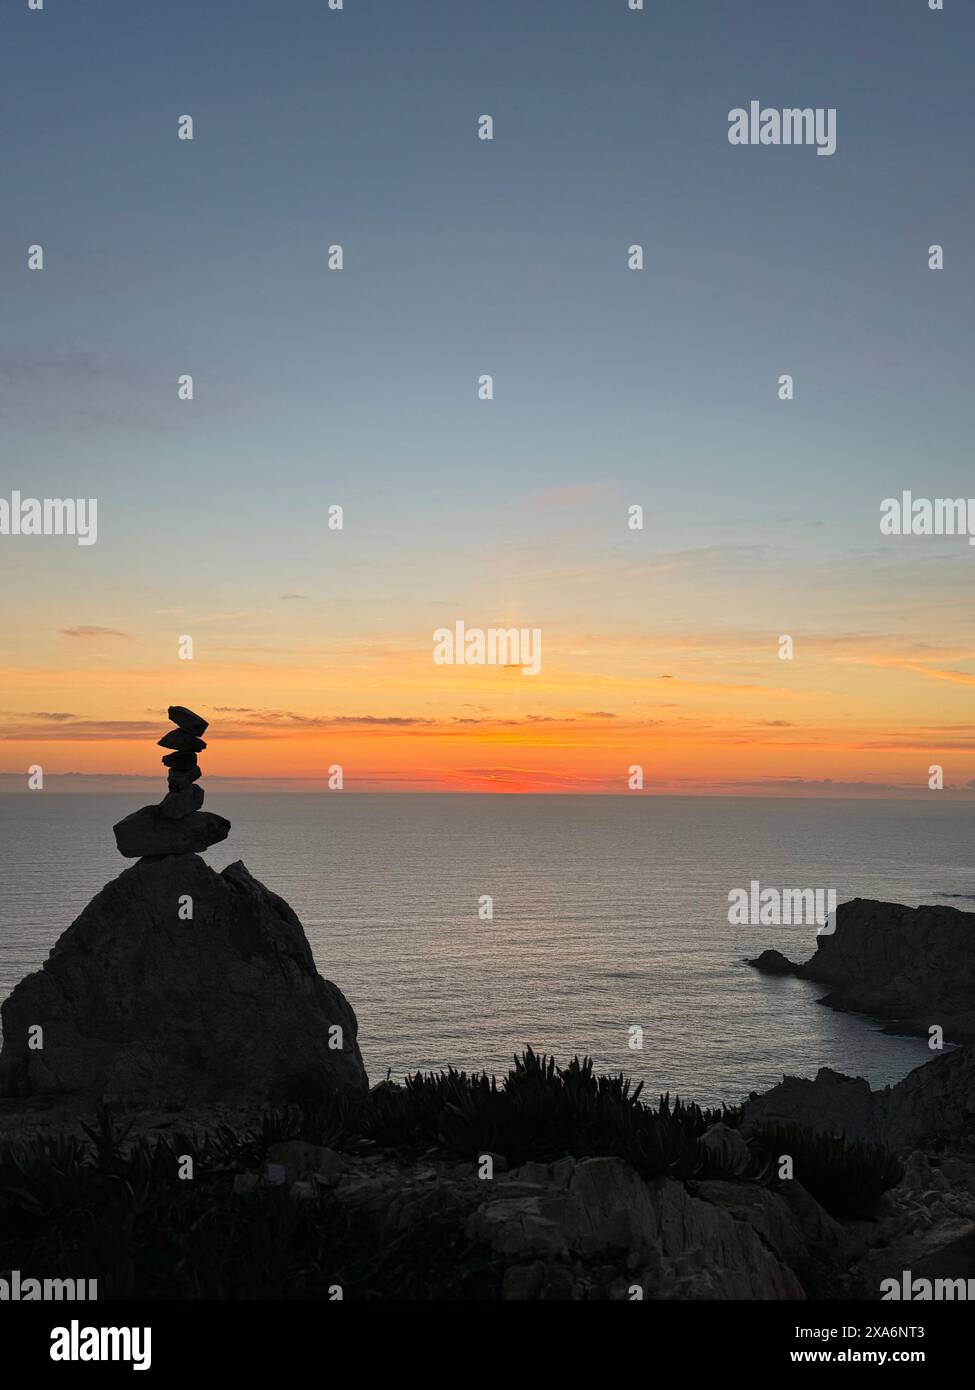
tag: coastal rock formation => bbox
[741,1045,975,1151]
[748,897,975,1043]
[886,1044,975,1150]
[742,1067,883,1144]
[0,853,367,1105]
[113,703,229,858]
[747,948,794,975]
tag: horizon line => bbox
[1,779,972,802]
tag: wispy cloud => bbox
[61,626,130,641]
[0,710,76,721]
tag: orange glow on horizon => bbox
[2,622,974,797]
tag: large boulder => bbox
[749,898,975,1043]
[0,855,367,1106]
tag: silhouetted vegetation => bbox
[749,1123,904,1218]
[348,1049,749,1177]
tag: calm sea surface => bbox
[2,794,973,1107]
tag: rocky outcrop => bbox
[886,1045,975,1150]
[748,949,794,975]
[742,1067,882,1144]
[333,1149,810,1299]
[0,854,367,1106]
[748,897,975,1042]
[841,1151,975,1300]
[689,1176,843,1282]
[741,1045,975,1152]
[467,1156,805,1298]
[219,1137,975,1299]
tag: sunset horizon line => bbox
[2,772,972,801]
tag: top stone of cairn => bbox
[168,704,209,737]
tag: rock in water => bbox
[168,704,209,736]
[747,949,796,976]
[113,805,229,857]
[0,856,367,1105]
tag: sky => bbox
[2,0,974,795]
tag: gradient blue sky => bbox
[2,0,974,793]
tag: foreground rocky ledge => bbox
[2,1039,974,1300]
[749,897,975,1043]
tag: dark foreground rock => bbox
[113,805,229,856]
[1,1104,972,1299]
[742,1044,975,1151]
[2,1040,975,1298]
[748,897,975,1042]
[462,1156,804,1297]
[0,855,367,1106]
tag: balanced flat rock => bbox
[167,705,209,737]
[162,751,198,770]
[158,730,207,753]
[158,785,204,819]
[168,765,202,789]
[113,805,230,857]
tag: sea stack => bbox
[112,704,231,857]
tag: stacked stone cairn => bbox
[160,704,207,816]
[113,704,231,858]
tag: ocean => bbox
[2,793,973,1107]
